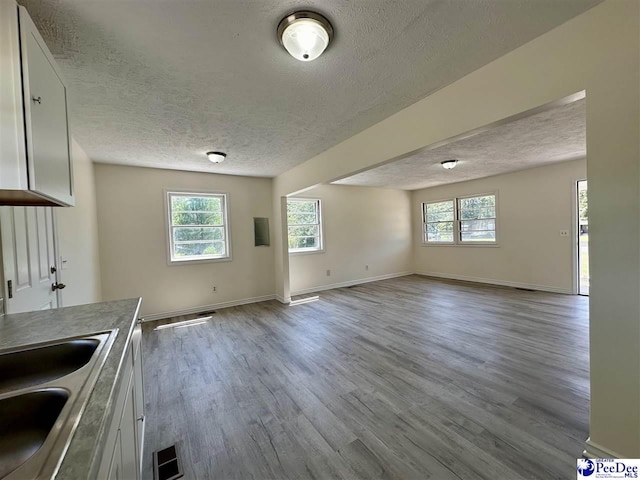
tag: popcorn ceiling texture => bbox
[334,99,585,190]
[20,0,599,177]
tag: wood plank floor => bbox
[141,275,589,480]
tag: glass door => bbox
[577,180,589,295]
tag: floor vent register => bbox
[153,444,184,480]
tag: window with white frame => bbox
[423,200,455,243]
[423,193,496,244]
[458,194,496,243]
[167,192,230,262]
[287,198,322,252]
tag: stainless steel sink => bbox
[0,339,99,395]
[0,330,118,480]
[0,389,69,478]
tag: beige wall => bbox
[272,0,640,458]
[289,184,412,295]
[94,164,274,318]
[413,159,586,293]
[56,139,102,306]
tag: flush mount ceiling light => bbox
[206,151,226,163]
[441,159,458,170]
[277,11,334,62]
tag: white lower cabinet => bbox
[98,325,145,480]
[106,431,122,480]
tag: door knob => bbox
[52,282,66,291]
[50,266,57,274]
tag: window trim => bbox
[287,197,324,255]
[421,191,499,247]
[165,190,232,265]
[422,198,456,245]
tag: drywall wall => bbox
[55,139,102,306]
[288,184,412,295]
[273,0,639,458]
[94,164,275,318]
[413,159,586,293]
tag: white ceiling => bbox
[21,0,599,177]
[333,98,586,190]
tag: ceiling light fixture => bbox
[206,151,226,163]
[441,159,458,169]
[277,11,334,62]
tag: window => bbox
[287,198,322,252]
[423,193,497,245]
[167,192,230,263]
[458,194,496,243]
[423,200,455,243]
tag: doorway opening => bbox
[577,180,589,295]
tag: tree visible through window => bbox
[423,193,497,244]
[458,195,496,242]
[167,192,229,262]
[424,200,455,243]
[287,198,322,252]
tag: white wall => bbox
[289,184,412,295]
[94,164,275,318]
[272,0,640,458]
[413,159,586,293]
[55,139,102,306]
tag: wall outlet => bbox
[326,269,331,276]
[365,265,369,271]
[560,230,569,237]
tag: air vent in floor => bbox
[153,444,183,480]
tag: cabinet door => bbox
[132,326,145,477]
[120,371,139,480]
[107,431,123,480]
[18,7,74,206]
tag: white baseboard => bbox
[415,271,572,295]
[275,295,291,304]
[142,294,276,322]
[290,272,413,297]
[583,438,623,459]
[289,295,319,306]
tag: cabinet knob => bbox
[32,96,42,104]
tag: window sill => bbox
[421,243,499,248]
[168,255,232,266]
[289,249,325,256]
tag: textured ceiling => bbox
[21,0,600,177]
[333,98,585,190]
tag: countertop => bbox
[0,297,142,479]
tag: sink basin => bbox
[0,389,68,478]
[0,330,118,480]
[0,339,99,395]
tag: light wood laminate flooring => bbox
[142,275,589,480]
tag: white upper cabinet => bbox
[0,2,74,207]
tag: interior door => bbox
[0,206,59,313]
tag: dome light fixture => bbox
[441,159,458,170]
[277,11,334,62]
[206,151,227,163]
